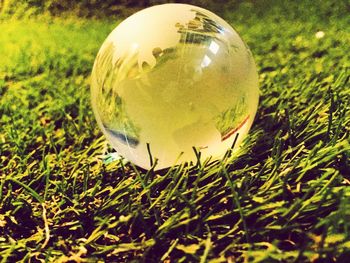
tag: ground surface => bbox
[0,1,349,262]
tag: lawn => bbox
[0,1,349,262]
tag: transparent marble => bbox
[91,4,259,170]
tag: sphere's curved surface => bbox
[91,4,259,170]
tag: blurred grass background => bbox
[0,0,349,262]
[0,0,233,18]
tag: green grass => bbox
[0,1,350,262]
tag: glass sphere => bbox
[91,4,259,170]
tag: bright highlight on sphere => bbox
[91,4,259,170]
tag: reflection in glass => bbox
[91,4,259,169]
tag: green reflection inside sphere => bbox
[91,3,259,170]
